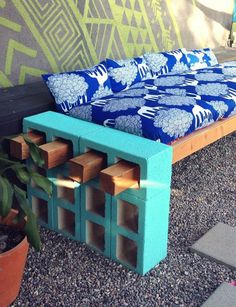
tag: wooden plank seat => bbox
[172,116,236,164]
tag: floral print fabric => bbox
[144,49,189,78]
[42,61,113,113]
[68,62,236,144]
[106,56,150,93]
[185,48,218,70]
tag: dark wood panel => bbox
[0,81,54,137]
[0,81,49,102]
[0,103,54,137]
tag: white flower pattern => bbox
[145,53,168,73]
[164,88,187,96]
[113,88,149,98]
[69,105,92,121]
[171,61,189,73]
[206,100,229,118]
[196,83,228,96]
[154,109,193,138]
[91,85,113,101]
[103,98,146,112]
[154,76,185,86]
[114,115,142,136]
[158,95,197,106]
[47,73,88,106]
[222,67,236,76]
[195,73,224,81]
[109,61,138,87]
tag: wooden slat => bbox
[172,116,236,164]
[68,150,107,183]
[39,140,73,169]
[100,160,140,196]
[10,131,45,160]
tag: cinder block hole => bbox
[118,200,138,233]
[86,186,105,217]
[86,221,105,251]
[117,235,137,268]
[57,176,75,204]
[32,196,48,223]
[27,129,46,142]
[58,207,75,235]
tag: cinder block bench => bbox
[20,111,172,274]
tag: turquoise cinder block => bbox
[24,111,173,274]
[110,189,171,275]
[23,111,107,157]
[27,184,54,230]
[80,127,173,200]
[51,176,81,240]
[80,180,112,257]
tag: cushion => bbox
[42,61,113,113]
[143,49,189,77]
[185,48,218,70]
[106,56,150,93]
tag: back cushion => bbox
[185,48,218,70]
[106,56,150,93]
[42,61,112,113]
[144,49,189,77]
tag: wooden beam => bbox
[68,150,107,183]
[39,140,73,169]
[100,160,140,196]
[172,115,236,164]
[10,131,45,160]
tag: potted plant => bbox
[0,136,52,306]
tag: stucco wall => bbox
[0,0,234,88]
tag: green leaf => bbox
[15,167,30,184]
[23,135,44,167]
[14,185,41,250]
[0,176,13,217]
[0,156,16,168]
[31,172,52,197]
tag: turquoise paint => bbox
[24,111,173,274]
[23,111,106,157]
[80,127,172,200]
[111,189,171,275]
[50,177,81,241]
[80,180,111,257]
[27,185,54,229]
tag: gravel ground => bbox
[13,134,236,307]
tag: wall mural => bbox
[0,0,234,88]
[232,1,236,39]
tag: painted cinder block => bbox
[51,176,81,240]
[27,185,54,229]
[110,188,171,275]
[23,111,106,158]
[80,128,173,200]
[80,180,112,257]
[23,111,173,274]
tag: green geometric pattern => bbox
[0,0,233,88]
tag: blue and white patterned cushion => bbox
[185,48,218,70]
[106,56,150,93]
[42,61,113,113]
[68,62,236,144]
[143,49,189,78]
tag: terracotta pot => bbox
[0,210,29,306]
